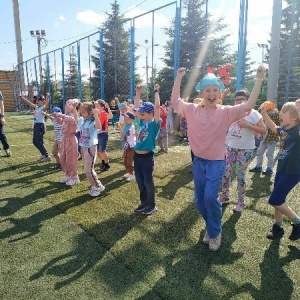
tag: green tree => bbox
[156,0,233,101]
[277,0,300,106]
[91,1,131,101]
[64,46,88,101]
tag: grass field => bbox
[1,112,300,300]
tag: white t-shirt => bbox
[226,109,262,150]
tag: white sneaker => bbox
[202,231,210,244]
[209,232,222,251]
[123,173,130,178]
[39,155,46,162]
[66,178,80,186]
[40,156,51,162]
[60,176,70,183]
[126,174,135,181]
[89,185,105,197]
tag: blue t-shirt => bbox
[276,125,300,175]
[134,119,161,152]
[34,105,45,123]
[79,117,98,148]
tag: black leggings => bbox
[33,123,49,156]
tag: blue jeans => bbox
[193,157,226,239]
[133,152,155,207]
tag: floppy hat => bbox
[195,73,225,92]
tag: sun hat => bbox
[135,101,154,113]
[52,107,62,113]
[195,73,225,92]
[124,111,135,120]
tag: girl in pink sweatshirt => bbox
[53,99,80,186]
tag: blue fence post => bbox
[34,58,40,95]
[130,20,135,101]
[236,0,248,90]
[61,48,66,108]
[46,53,52,110]
[100,30,105,100]
[77,40,82,100]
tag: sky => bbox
[0,0,279,80]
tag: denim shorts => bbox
[268,173,300,206]
[97,131,108,152]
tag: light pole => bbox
[257,43,268,64]
[137,39,159,101]
[30,30,46,88]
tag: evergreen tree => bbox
[156,0,233,101]
[64,46,87,101]
[91,1,131,101]
[277,0,300,106]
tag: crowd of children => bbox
[3,66,300,251]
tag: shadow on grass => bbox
[0,189,95,242]
[29,212,146,291]
[156,164,193,200]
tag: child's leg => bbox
[157,129,163,150]
[124,148,134,174]
[235,149,254,203]
[161,128,168,150]
[219,147,236,202]
[52,141,61,164]
[0,127,9,151]
[255,140,267,167]
[33,123,49,157]
[65,137,79,179]
[82,146,102,187]
[265,141,277,169]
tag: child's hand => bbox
[237,119,249,128]
[135,84,143,95]
[92,108,99,116]
[0,117,5,126]
[295,99,300,107]
[154,83,160,91]
[260,105,268,116]
[177,67,186,78]
[256,65,266,80]
[222,88,231,97]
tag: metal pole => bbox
[145,40,149,101]
[267,0,282,103]
[37,37,43,92]
[12,0,25,91]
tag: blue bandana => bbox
[195,73,225,92]
[135,102,154,114]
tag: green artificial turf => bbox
[0,112,299,300]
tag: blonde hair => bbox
[281,102,300,123]
[80,101,94,115]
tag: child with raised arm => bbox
[53,99,80,186]
[0,91,11,157]
[20,93,50,161]
[171,66,265,251]
[218,90,266,212]
[133,84,161,215]
[260,100,300,240]
[78,102,105,197]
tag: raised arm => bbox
[93,108,101,129]
[171,68,186,103]
[134,84,142,109]
[260,106,277,134]
[19,95,36,109]
[44,92,50,110]
[154,84,161,123]
[244,66,266,111]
